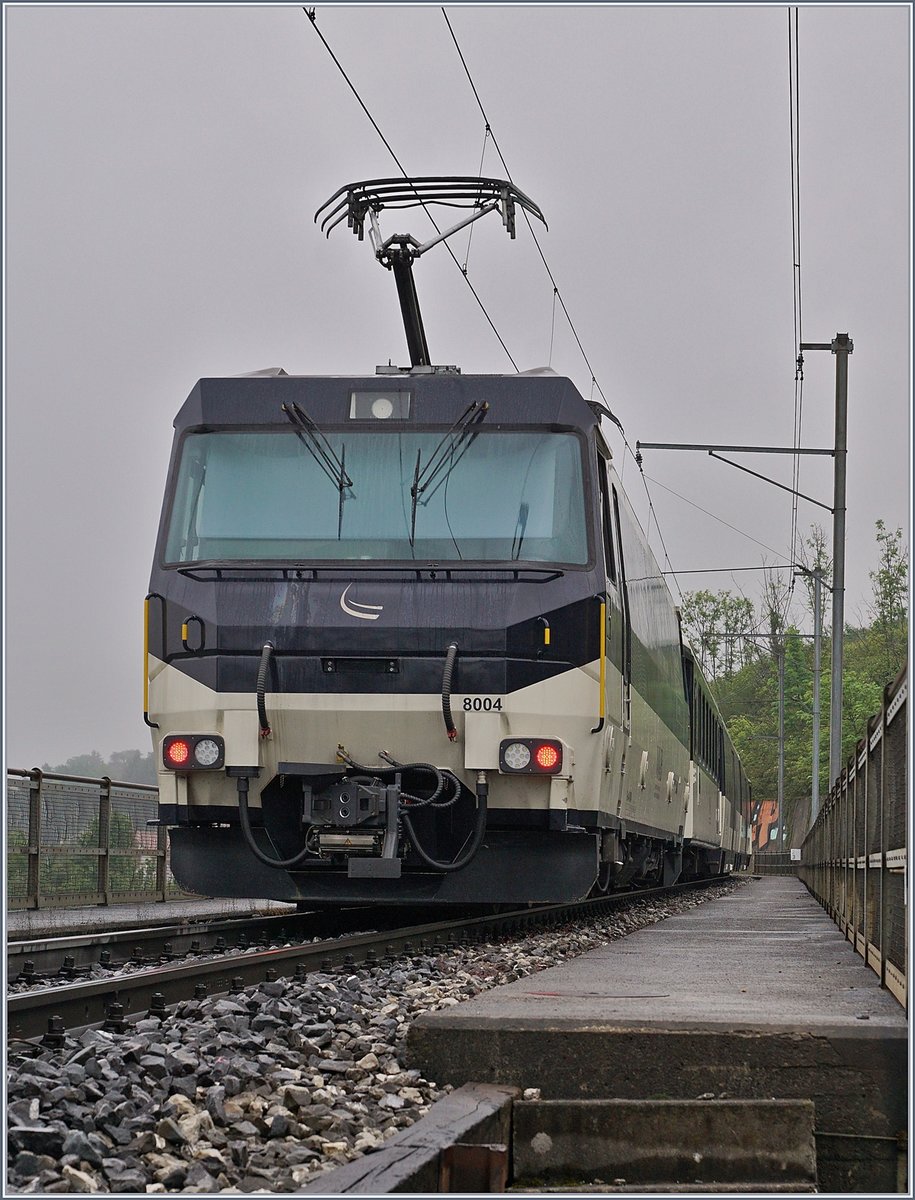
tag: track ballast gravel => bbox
[7,879,747,1194]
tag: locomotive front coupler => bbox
[299,769,402,879]
[270,759,407,879]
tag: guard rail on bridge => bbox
[6,769,190,910]
[799,663,908,1007]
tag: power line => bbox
[441,7,624,434]
[634,462,684,602]
[439,7,700,593]
[658,564,797,576]
[304,7,519,369]
[311,6,777,612]
[641,472,792,562]
[788,6,805,576]
[438,10,694,600]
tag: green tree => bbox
[107,749,156,785]
[43,750,108,777]
[866,519,908,685]
[41,749,156,785]
[795,523,831,634]
[692,517,908,845]
[680,589,757,680]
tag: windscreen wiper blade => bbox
[282,402,353,491]
[282,402,353,537]
[182,459,206,560]
[408,402,490,547]
[511,502,529,561]
[414,401,489,500]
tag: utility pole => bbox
[801,333,852,785]
[777,641,786,852]
[811,569,823,823]
[638,329,852,795]
[829,334,851,783]
[794,565,825,827]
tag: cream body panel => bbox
[149,653,700,846]
[148,654,619,816]
[617,682,690,837]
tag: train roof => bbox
[172,369,601,432]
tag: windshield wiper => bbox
[282,402,353,538]
[510,502,529,561]
[408,401,489,546]
[181,458,206,560]
[282,403,353,489]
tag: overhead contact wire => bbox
[441,7,622,432]
[441,10,692,597]
[462,125,491,274]
[304,7,518,369]
[634,458,684,603]
[642,473,791,562]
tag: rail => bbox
[798,663,908,1008]
[6,768,190,910]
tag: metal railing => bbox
[799,663,908,1008]
[750,850,798,876]
[6,769,190,910]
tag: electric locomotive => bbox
[146,178,752,904]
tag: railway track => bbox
[8,878,729,1042]
[7,905,440,979]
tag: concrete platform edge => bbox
[297,1082,518,1194]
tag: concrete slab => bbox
[411,878,905,1033]
[408,878,907,1193]
[511,1098,817,1189]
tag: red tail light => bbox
[165,738,190,767]
[534,743,560,771]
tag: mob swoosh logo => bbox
[339,584,383,621]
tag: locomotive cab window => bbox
[163,428,589,566]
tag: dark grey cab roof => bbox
[173,371,598,431]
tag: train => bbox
[145,177,752,905]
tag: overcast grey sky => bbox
[3,4,910,770]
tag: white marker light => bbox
[503,742,532,770]
[193,737,221,767]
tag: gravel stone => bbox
[11,1152,58,1176]
[60,1165,101,1192]
[7,1098,41,1125]
[61,1130,105,1166]
[104,1169,147,1192]
[8,1126,67,1158]
[6,880,747,1194]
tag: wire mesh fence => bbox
[750,850,798,876]
[6,769,192,909]
[799,663,908,1008]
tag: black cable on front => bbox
[235,775,313,869]
[441,641,459,741]
[400,773,487,873]
[257,641,274,738]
